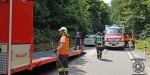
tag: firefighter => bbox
[102,31,105,45]
[131,32,136,48]
[125,34,130,48]
[95,31,104,59]
[53,27,69,75]
[74,31,81,50]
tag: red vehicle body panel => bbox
[0,0,34,44]
[0,0,9,43]
[105,34,122,39]
[0,0,84,75]
[12,0,34,44]
[11,50,82,74]
[105,35,124,42]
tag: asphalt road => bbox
[13,46,147,75]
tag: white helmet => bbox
[58,27,69,36]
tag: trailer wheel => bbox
[104,46,108,49]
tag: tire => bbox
[121,46,125,50]
[105,46,108,49]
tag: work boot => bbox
[99,55,102,59]
[100,53,102,59]
[97,55,99,59]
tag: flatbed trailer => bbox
[11,49,83,74]
[0,0,84,75]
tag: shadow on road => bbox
[84,45,95,47]
[106,47,124,50]
[68,53,90,75]
[100,58,113,62]
[106,47,135,52]
[12,61,57,75]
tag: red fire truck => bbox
[0,0,83,75]
[104,24,125,49]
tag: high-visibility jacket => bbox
[125,35,130,41]
[58,35,69,55]
[95,35,104,47]
[132,34,136,41]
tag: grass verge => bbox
[34,39,76,52]
[136,40,150,55]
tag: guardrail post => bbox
[135,42,137,51]
[144,46,147,59]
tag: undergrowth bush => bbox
[34,28,77,44]
[137,39,150,54]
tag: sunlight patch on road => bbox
[145,67,150,75]
[88,50,96,55]
[104,49,108,54]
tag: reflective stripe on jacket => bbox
[58,68,68,71]
[95,35,103,47]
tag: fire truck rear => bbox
[104,24,125,49]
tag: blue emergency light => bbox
[106,24,123,28]
[106,25,111,28]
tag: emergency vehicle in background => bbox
[104,24,125,49]
[0,0,83,75]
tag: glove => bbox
[52,49,58,53]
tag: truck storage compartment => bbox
[0,0,34,44]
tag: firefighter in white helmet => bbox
[53,27,69,75]
[58,27,69,37]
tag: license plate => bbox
[112,42,116,44]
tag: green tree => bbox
[34,0,110,44]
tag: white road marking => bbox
[126,48,150,75]
[88,50,96,55]
[126,48,135,63]
[126,49,133,59]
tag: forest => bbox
[110,0,150,52]
[34,0,150,53]
[34,0,110,44]
[34,0,110,51]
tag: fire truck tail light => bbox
[121,38,124,41]
[105,38,107,41]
